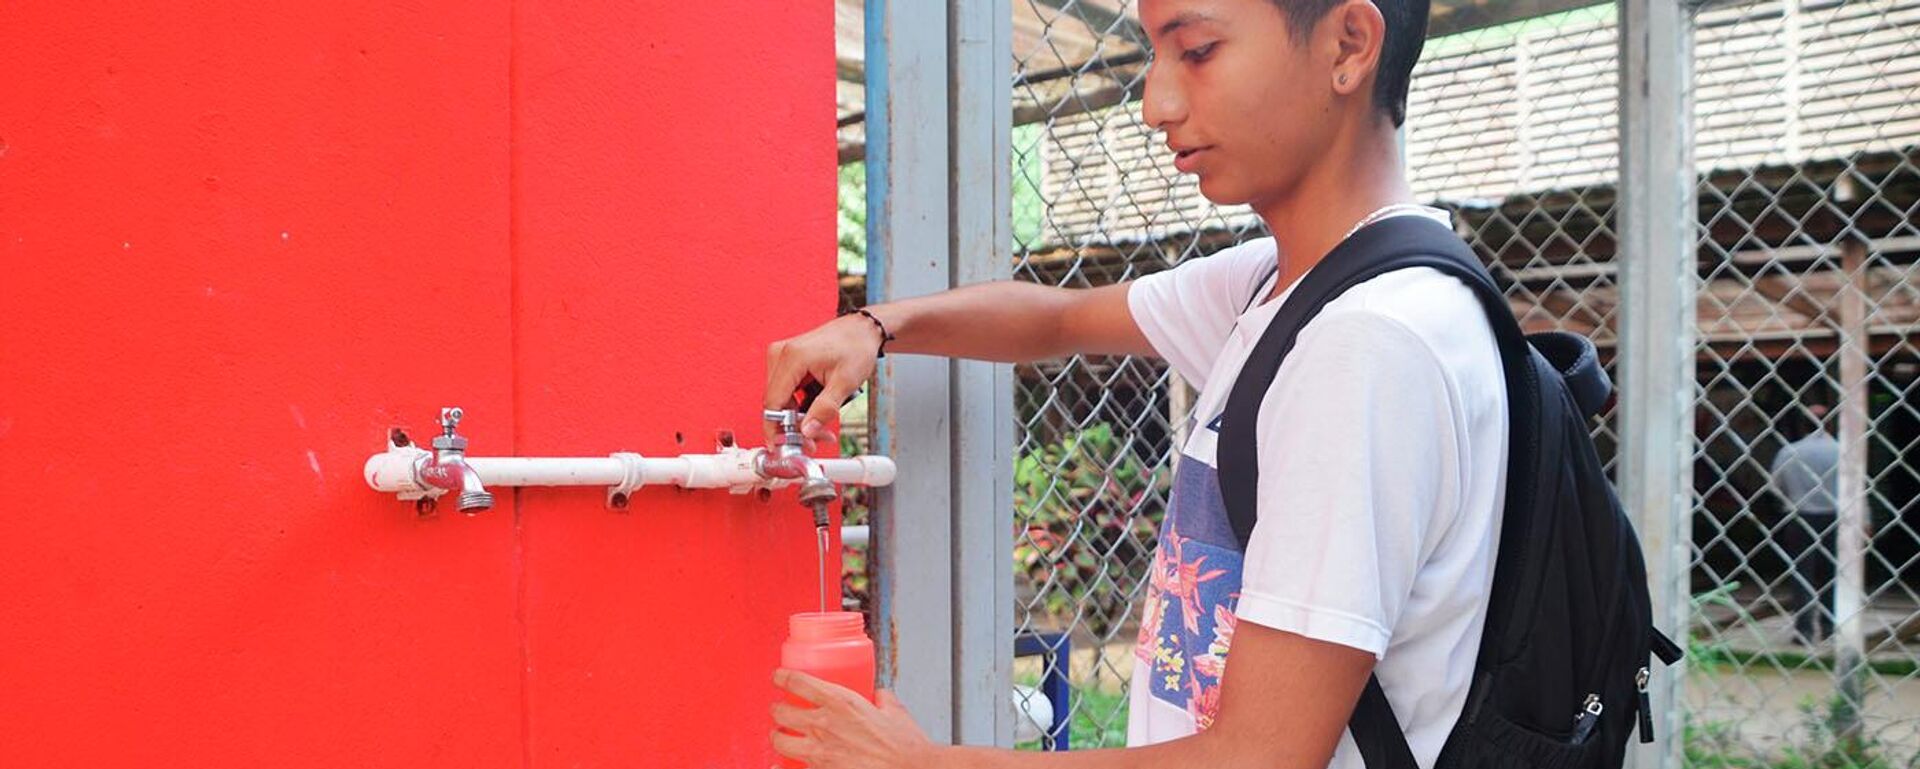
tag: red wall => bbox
[0,2,836,766]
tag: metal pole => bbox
[1618,2,1695,768]
[866,0,956,742]
[949,0,1015,747]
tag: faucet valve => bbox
[419,405,491,514]
[434,407,470,453]
[757,408,839,511]
[763,409,803,446]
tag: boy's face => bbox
[1140,0,1337,208]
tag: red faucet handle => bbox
[790,376,864,415]
[792,378,825,413]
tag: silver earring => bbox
[1338,74,1348,85]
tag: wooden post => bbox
[1833,238,1871,737]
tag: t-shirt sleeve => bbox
[1233,310,1467,658]
[1125,239,1277,390]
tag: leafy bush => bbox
[1013,422,1169,637]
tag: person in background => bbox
[1769,403,1841,644]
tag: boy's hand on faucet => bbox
[764,312,886,451]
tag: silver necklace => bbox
[1341,202,1436,241]
[1255,203,1442,309]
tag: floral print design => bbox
[1135,520,1243,730]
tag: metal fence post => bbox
[1618,2,1696,768]
[869,0,1012,745]
[866,0,956,742]
[949,0,1015,747]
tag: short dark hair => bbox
[1270,0,1429,126]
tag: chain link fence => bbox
[1006,0,1261,748]
[833,0,1920,755]
[1686,1,1920,765]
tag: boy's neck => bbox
[1252,123,1417,302]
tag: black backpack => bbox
[1216,215,1684,769]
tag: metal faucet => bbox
[417,407,494,514]
[756,409,839,526]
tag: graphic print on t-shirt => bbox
[1134,419,1244,731]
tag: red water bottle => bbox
[778,611,875,769]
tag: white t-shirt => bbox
[1123,211,1509,769]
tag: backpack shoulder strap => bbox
[1218,215,1524,551]
[1216,215,1530,769]
[1349,676,1420,769]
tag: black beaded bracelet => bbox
[847,308,896,358]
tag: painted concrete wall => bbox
[0,1,836,765]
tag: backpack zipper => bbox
[1571,693,1604,743]
[1636,666,1655,743]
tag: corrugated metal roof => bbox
[1019,0,1920,246]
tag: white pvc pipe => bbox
[472,454,896,490]
[364,446,897,497]
[464,457,628,487]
